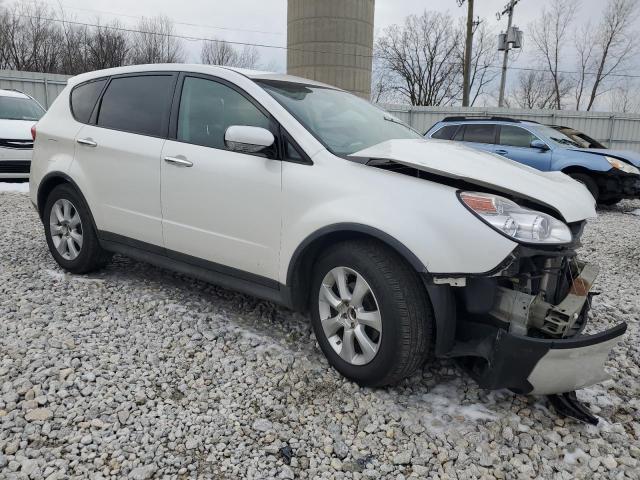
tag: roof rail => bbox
[441,116,539,124]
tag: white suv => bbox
[0,89,45,179]
[30,64,626,408]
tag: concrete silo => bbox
[287,0,375,98]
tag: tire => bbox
[568,173,599,202]
[309,240,434,387]
[43,183,111,274]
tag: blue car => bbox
[424,117,640,205]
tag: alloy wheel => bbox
[49,198,83,261]
[317,266,382,365]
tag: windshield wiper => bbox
[383,115,418,133]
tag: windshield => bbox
[0,96,45,121]
[553,126,606,149]
[535,125,582,148]
[258,81,421,156]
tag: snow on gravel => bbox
[0,192,639,479]
[0,182,29,193]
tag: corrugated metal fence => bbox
[382,104,640,153]
[0,70,70,108]
[2,69,640,153]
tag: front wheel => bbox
[310,240,434,387]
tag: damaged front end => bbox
[430,231,626,400]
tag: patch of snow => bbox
[421,384,499,423]
[629,209,640,216]
[0,182,29,193]
[563,447,590,464]
[45,269,104,284]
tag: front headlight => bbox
[605,156,640,175]
[459,191,572,244]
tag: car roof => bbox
[67,63,338,90]
[437,116,540,126]
[0,89,31,99]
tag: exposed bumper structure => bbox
[435,257,627,396]
[598,170,640,200]
[456,321,626,395]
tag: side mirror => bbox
[530,139,550,151]
[225,126,275,155]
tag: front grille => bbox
[0,139,33,150]
[0,161,30,174]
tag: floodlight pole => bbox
[497,0,517,107]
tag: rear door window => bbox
[499,125,537,148]
[71,79,107,123]
[431,125,459,140]
[462,124,496,144]
[97,75,175,137]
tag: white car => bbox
[29,64,626,416]
[0,89,45,179]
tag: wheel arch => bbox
[37,172,99,234]
[560,165,594,176]
[284,224,457,357]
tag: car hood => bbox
[351,139,596,223]
[0,119,36,140]
[573,148,640,168]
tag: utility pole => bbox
[497,0,520,107]
[460,0,474,107]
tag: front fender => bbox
[279,152,517,283]
[552,149,613,173]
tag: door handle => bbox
[77,138,97,147]
[494,149,508,155]
[164,156,193,167]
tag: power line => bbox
[13,13,640,80]
[51,2,284,36]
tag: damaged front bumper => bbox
[454,320,626,395]
[432,256,627,395]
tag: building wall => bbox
[0,70,70,108]
[382,104,640,153]
[287,0,375,98]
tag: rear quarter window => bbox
[70,79,107,123]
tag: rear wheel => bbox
[309,240,433,387]
[43,184,110,274]
[568,173,599,202]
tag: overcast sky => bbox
[48,0,617,68]
[39,0,638,108]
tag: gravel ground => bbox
[0,189,639,480]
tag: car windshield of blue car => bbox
[535,125,582,148]
[258,81,422,156]
[0,96,45,121]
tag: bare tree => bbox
[608,79,640,112]
[510,70,558,109]
[87,20,129,70]
[200,39,259,69]
[375,11,462,106]
[529,0,578,109]
[370,56,398,103]
[128,15,184,64]
[0,1,62,72]
[573,22,597,109]
[583,0,638,110]
[457,21,499,106]
[0,0,131,74]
